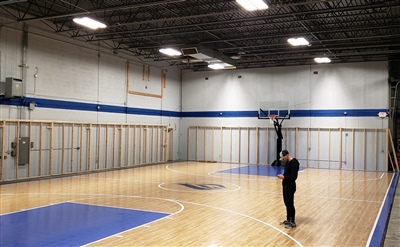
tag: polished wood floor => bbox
[0,161,395,247]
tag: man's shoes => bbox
[279,220,289,225]
[284,221,297,228]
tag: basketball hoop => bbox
[268,114,277,124]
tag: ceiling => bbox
[2,0,400,71]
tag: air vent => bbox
[181,47,199,55]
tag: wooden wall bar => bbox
[0,120,168,182]
[187,126,399,172]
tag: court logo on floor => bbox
[178,183,226,190]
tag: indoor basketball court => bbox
[1,2,400,247]
[1,161,397,247]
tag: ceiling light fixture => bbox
[159,48,182,56]
[208,63,225,70]
[236,0,268,11]
[208,63,236,70]
[73,17,106,29]
[230,55,241,60]
[288,37,310,46]
[314,57,331,63]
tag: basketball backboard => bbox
[258,100,290,120]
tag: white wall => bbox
[182,63,387,118]
[0,21,182,161]
[180,62,389,164]
[0,12,391,168]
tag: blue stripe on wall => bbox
[180,109,388,118]
[182,110,256,118]
[0,97,180,117]
[290,109,388,117]
[0,97,387,118]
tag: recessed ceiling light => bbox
[208,63,225,70]
[73,17,106,29]
[236,0,268,11]
[159,48,182,56]
[288,37,310,46]
[314,57,331,63]
[208,63,235,70]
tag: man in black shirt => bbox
[277,150,300,228]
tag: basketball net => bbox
[268,114,276,124]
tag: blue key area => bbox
[217,164,304,176]
[0,202,170,247]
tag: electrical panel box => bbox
[5,77,23,98]
[0,81,5,96]
[13,137,30,165]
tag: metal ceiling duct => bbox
[181,45,237,68]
